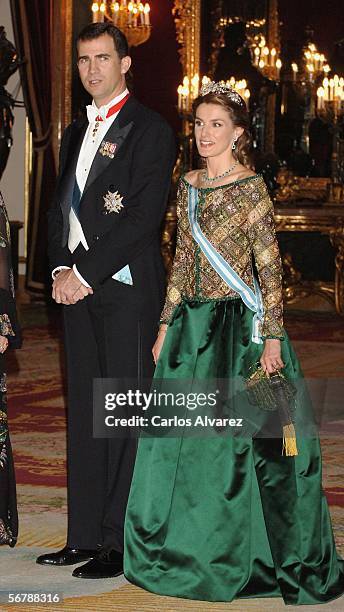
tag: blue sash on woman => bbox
[187,184,264,344]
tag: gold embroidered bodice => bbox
[160,174,284,339]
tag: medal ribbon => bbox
[95,93,130,122]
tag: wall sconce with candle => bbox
[317,75,344,116]
[303,42,330,82]
[251,35,282,81]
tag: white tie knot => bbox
[86,105,106,124]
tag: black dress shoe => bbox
[72,549,123,578]
[36,546,97,566]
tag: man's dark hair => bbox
[77,22,129,59]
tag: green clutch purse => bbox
[245,363,298,456]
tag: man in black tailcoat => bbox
[36,22,175,578]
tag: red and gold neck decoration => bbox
[91,1,151,47]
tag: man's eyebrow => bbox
[78,53,111,60]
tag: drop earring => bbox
[232,137,239,151]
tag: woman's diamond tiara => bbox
[200,81,245,107]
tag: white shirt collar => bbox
[90,88,129,121]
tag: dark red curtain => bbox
[10,0,56,293]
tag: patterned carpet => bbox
[0,304,343,610]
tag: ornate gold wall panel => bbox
[264,0,280,153]
[162,2,201,273]
[51,0,73,166]
[173,0,201,84]
[266,0,280,52]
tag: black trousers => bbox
[63,281,156,552]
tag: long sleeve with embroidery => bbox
[160,175,284,339]
[247,182,284,338]
[160,184,191,323]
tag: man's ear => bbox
[121,56,132,75]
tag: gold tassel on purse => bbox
[246,364,298,457]
[282,423,298,457]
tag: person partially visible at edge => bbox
[0,191,22,548]
[124,81,344,605]
[36,22,175,578]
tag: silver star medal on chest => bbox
[103,190,124,214]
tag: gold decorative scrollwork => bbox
[173,0,201,81]
[266,0,280,53]
[161,2,201,274]
[51,0,73,166]
[275,171,331,202]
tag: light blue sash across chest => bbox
[187,184,264,344]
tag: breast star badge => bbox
[103,190,124,214]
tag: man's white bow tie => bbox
[86,105,106,124]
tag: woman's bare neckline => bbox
[182,170,259,190]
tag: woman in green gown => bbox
[124,82,344,604]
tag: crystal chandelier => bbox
[91,2,151,47]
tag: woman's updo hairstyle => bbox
[192,81,254,170]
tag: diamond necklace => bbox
[202,160,239,183]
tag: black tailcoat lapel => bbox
[82,119,134,196]
[58,97,141,246]
[81,96,138,199]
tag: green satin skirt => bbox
[124,299,344,604]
